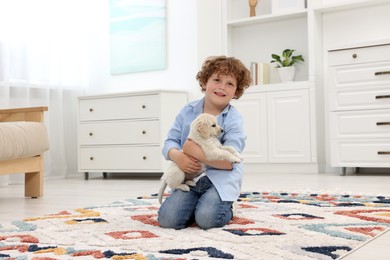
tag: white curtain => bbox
[0,0,99,185]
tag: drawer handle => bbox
[375,71,390,76]
[352,53,357,59]
[142,130,146,134]
[89,132,93,136]
[90,157,94,160]
[378,151,390,155]
[143,156,147,160]
[377,122,390,125]
[375,95,390,99]
[89,108,94,112]
[142,105,146,109]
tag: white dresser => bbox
[328,42,390,175]
[78,90,187,179]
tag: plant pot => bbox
[277,66,295,82]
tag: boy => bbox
[158,56,251,229]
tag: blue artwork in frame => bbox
[109,0,166,75]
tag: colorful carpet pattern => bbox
[1,191,390,259]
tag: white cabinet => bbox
[77,90,187,179]
[328,43,390,175]
[267,89,311,163]
[233,83,313,171]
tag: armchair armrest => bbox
[0,106,48,123]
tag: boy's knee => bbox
[158,214,184,230]
[158,209,187,230]
[195,208,231,230]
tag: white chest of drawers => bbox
[328,43,390,175]
[77,90,187,179]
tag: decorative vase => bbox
[277,66,295,82]
[249,0,258,17]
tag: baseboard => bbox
[243,163,321,173]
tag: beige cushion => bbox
[0,122,49,161]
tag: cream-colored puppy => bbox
[158,113,242,204]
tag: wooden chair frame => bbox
[0,107,48,198]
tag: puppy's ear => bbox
[196,121,211,139]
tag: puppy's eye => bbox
[211,124,216,127]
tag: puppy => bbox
[158,113,243,204]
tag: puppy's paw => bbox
[176,184,190,192]
[231,156,243,164]
[185,180,196,186]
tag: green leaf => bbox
[270,49,304,67]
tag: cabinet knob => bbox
[143,156,147,160]
[352,53,357,59]
[89,132,93,136]
[89,108,94,112]
[142,105,146,109]
[142,130,146,134]
[90,157,94,160]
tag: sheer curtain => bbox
[0,0,99,185]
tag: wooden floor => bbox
[1,171,389,259]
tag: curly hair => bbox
[196,56,252,99]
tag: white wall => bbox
[86,0,201,100]
[196,0,223,67]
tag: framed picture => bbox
[109,0,167,75]
[272,0,306,14]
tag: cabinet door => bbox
[267,89,311,162]
[233,92,268,163]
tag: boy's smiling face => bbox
[203,72,237,110]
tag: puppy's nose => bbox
[221,129,224,133]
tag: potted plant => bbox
[270,49,304,82]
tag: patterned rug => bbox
[1,191,390,260]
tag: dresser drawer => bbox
[329,62,390,86]
[79,120,160,145]
[330,109,390,139]
[328,44,390,66]
[329,84,390,111]
[79,94,160,121]
[79,146,162,171]
[331,140,390,167]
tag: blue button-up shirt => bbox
[162,97,246,201]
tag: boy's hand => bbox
[183,139,206,162]
[176,153,203,175]
[183,139,234,171]
[168,148,203,175]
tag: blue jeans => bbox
[158,176,233,230]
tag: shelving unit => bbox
[223,0,318,173]
[222,1,309,85]
[226,10,307,26]
[217,0,390,173]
